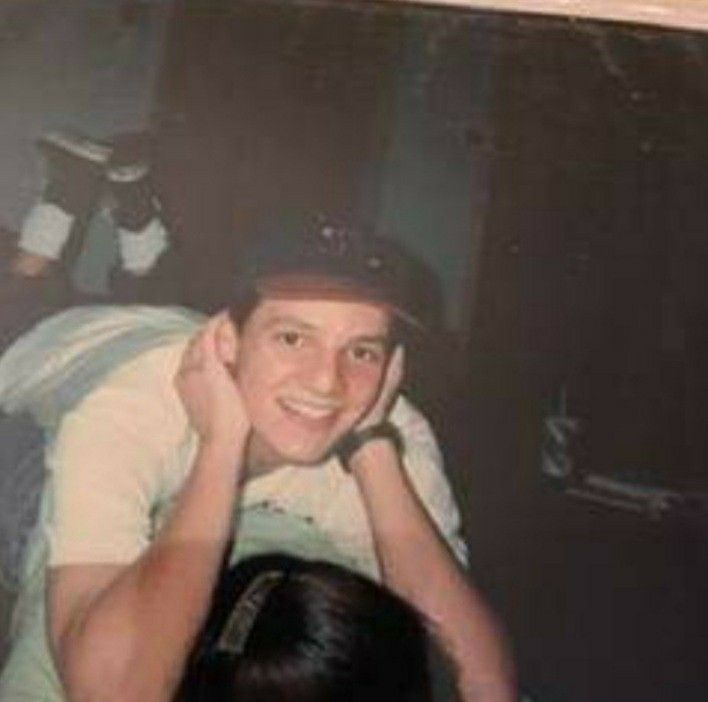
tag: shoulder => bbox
[389,394,440,455]
[77,338,189,419]
[46,339,196,568]
[51,337,193,479]
[388,394,446,494]
[390,395,469,564]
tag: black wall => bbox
[150,4,708,699]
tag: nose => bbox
[303,347,344,396]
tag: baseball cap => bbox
[233,214,440,332]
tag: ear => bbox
[213,310,239,365]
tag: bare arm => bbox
[48,313,249,702]
[350,348,516,702]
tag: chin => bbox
[277,440,335,466]
[250,432,337,468]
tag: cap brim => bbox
[256,273,425,331]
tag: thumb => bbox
[214,311,239,365]
[384,345,405,397]
[360,345,405,429]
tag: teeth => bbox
[281,398,338,420]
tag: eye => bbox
[275,330,304,348]
[348,344,384,365]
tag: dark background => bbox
[153,3,708,699]
[2,1,707,699]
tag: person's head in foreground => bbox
[215,213,441,469]
[178,553,433,702]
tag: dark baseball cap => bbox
[233,214,440,332]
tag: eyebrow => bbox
[263,316,390,346]
[349,335,389,347]
[262,315,317,332]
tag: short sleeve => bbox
[391,397,469,566]
[45,343,189,567]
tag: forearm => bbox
[55,439,246,702]
[351,440,516,702]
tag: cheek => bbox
[342,364,384,411]
[235,345,302,421]
[235,346,278,406]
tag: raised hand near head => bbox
[357,344,405,431]
[175,312,251,448]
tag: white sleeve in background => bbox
[118,218,168,275]
[18,202,74,260]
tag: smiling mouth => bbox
[278,397,341,422]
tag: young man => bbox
[0,218,515,701]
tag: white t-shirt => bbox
[0,321,467,701]
[47,337,467,580]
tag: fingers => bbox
[179,336,202,373]
[375,344,404,407]
[358,344,406,429]
[179,322,212,372]
[174,314,251,443]
[180,313,233,372]
[375,344,404,414]
[385,344,405,396]
[214,311,239,365]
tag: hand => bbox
[357,345,405,430]
[175,312,251,448]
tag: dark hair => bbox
[178,554,432,702]
[228,287,261,328]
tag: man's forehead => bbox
[248,296,392,337]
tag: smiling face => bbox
[233,297,392,469]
